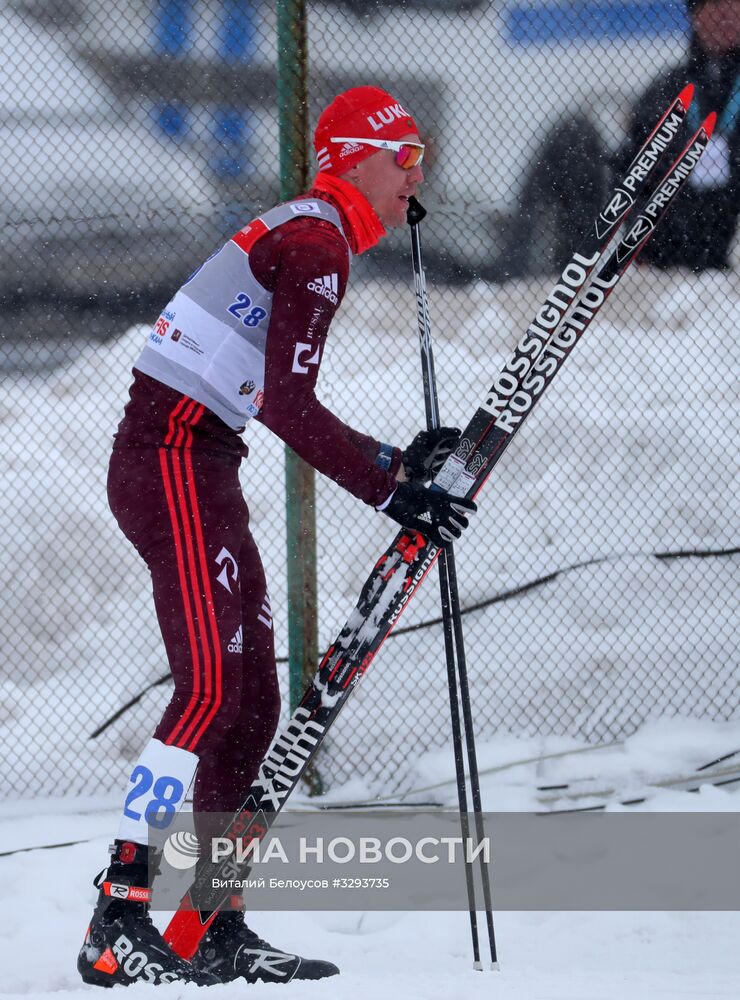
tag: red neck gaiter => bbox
[311,172,386,255]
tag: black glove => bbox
[402,427,461,483]
[382,481,476,547]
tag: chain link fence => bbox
[2,0,737,800]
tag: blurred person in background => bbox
[620,0,739,269]
[77,84,472,988]
[494,0,739,278]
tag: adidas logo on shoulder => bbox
[228,626,243,654]
[307,274,339,306]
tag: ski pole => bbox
[407,196,498,970]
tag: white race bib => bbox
[117,738,198,843]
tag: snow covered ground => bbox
[2,717,740,999]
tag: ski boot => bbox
[77,840,217,988]
[192,909,339,984]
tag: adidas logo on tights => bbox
[228,626,243,654]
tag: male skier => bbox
[78,85,474,987]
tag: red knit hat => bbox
[314,86,419,175]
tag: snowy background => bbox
[2,214,737,1000]
[2,266,737,800]
[2,0,736,800]
[1,1,739,995]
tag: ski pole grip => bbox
[407,196,427,226]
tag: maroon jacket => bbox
[114,177,402,508]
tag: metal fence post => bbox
[276,1,320,770]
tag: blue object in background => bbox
[211,107,253,180]
[153,0,192,56]
[218,0,254,64]
[152,0,255,181]
[505,0,690,46]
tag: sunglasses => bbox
[330,136,425,170]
